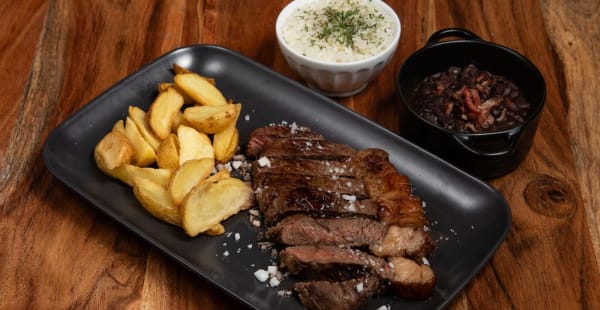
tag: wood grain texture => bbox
[1,0,599,309]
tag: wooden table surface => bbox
[1,0,599,309]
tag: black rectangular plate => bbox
[43,45,511,310]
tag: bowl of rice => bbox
[276,0,401,97]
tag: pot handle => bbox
[452,132,520,157]
[427,28,481,44]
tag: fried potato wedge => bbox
[205,223,225,236]
[183,103,237,134]
[125,116,156,167]
[148,87,184,139]
[213,127,239,163]
[168,158,215,206]
[110,164,172,188]
[213,103,241,162]
[133,177,181,226]
[177,125,213,165]
[173,64,216,85]
[158,82,194,104]
[174,72,227,106]
[171,110,187,131]
[156,133,180,170]
[112,119,125,134]
[198,169,231,187]
[128,106,161,150]
[94,131,133,173]
[181,178,253,237]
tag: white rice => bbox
[282,0,395,63]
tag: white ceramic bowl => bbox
[275,0,401,97]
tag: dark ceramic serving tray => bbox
[43,45,510,310]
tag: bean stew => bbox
[408,64,531,133]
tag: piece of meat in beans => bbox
[408,64,531,133]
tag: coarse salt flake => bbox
[257,157,271,168]
[254,269,269,282]
[269,277,281,287]
[355,282,364,292]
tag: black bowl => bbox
[396,28,546,179]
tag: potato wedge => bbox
[133,177,180,226]
[148,87,184,139]
[171,110,187,131]
[177,125,213,165]
[174,72,227,106]
[112,119,125,134]
[158,82,194,105]
[94,131,133,173]
[181,178,253,237]
[183,103,237,134]
[173,64,216,85]
[168,158,215,206]
[199,169,230,187]
[213,127,239,163]
[213,103,241,162]
[125,116,156,167]
[128,106,161,150]
[109,164,172,188]
[205,224,225,236]
[156,133,180,170]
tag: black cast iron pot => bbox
[396,28,546,179]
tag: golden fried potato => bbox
[213,103,241,163]
[148,87,184,139]
[171,110,187,131]
[199,169,230,187]
[205,224,225,236]
[157,82,173,93]
[181,178,253,237]
[168,158,215,206]
[128,106,161,150]
[133,177,181,226]
[183,103,237,134]
[173,64,216,85]
[124,116,156,167]
[158,82,194,105]
[112,119,125,134]
[177,125,213,165]
[110,164,172,188]
[174,72,227,106]
[94,131,133,173]
[156,133,180,170]
[213,127,239,163]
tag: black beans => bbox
[408,64,532,133]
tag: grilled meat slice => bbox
[280,246,393,281]
[253,174,367,198]
[281,246,436,300]
[377,190,428,227]
[252,157,358,178]
[295,276,382,310]
[259,138,357,161]
[261,187,379,226]
[266,215,432,258]
[246,125,324,158]
[266,214,386,247]
[369,225,433,258]
[387,256,436,300]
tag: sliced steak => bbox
[266,214,386,247]
[253,173,367,198]
[295,276,381,310]
[262,187,379,226]
[260,138,357,161]
[252,157,358,178]
[369,225,433,258]
[246,125,324,158]
[280,246,393,281]
[377,190,428,227]
[387,256,436,300]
